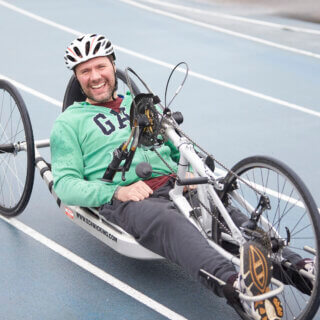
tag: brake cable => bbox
[124,65,270,226]
[104,64,269,209]
[141,65,273,234]
[152,147,232,236]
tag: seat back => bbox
[62,74,85,111]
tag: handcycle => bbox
[0,64,320,320]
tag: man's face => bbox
[75,56,116,104]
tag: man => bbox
[52,33,305,319]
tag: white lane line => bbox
[2,71,320,119]
[0,215,187,320]
[0,75,62,108]
[138,0,320,35]
[0,0,81,37]
[185,70,320,118]
[120,0,320,60]
[0,1,319,118]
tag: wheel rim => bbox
[224,156,320,320]
[0,81,34,216]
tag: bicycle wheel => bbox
[221,155,320,320]
[0,79,35,217]
[62,69,141,111]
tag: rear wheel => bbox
[0,80,35,217]
[221,155,320,320]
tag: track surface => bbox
[0,1,319,319]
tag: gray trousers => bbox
[99,179,302,296]
[99,179,236,296]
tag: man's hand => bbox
[114,181,153,202]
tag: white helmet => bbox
[64,33,116,70]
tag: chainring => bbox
[130,93,163,147]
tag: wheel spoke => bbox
[0,154,25,189]
[0,103,16,143]
[222,156,320,319]
[0,79,35,216]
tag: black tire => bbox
[62,69,141,111]
[221,155,320,320]
[0,80,35,217]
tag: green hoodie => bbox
[50,92,179,207]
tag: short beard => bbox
[85,80,116,103]
[78,67,116,104]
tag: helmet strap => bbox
[110,58,118,101]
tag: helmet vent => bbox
[97,36,105,41]
[66,55,76,62]
[93,42,101,55]
[105,41,111,49]
[77,36,84,42]
[85,41,90,56]
[74,47,83,58]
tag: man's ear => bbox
[107,56,116,70]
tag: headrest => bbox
[62,75,86,112]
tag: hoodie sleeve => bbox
[50,119,118,207]
[165,139,180,163]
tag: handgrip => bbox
[177,177,208,186]
[101,145,126,182]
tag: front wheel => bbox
[0,79,35,217]
[221,155,320,320]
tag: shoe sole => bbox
[241,241,272,296]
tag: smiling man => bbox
[48,33,317,320]
[75,56,117,103]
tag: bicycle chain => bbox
[197,195,232,236]
[153,147,176,174]
[153,113,265,198]
[150,113,269,237]
[153,147,232,236]
[171,122,266,198]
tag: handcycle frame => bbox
[30,121,285,303]
[1,68,320,319]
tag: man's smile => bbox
[91,82,106,89]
